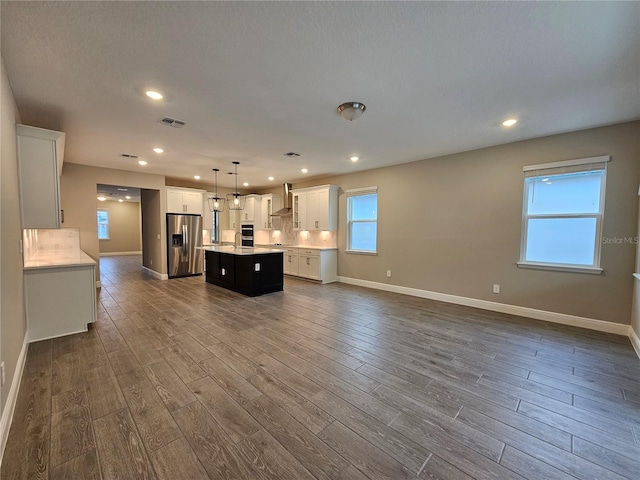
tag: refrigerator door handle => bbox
[182,225,188,260]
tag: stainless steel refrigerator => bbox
[166,213,203,278]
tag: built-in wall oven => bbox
[241,224,254,247]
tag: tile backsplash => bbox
[23,228,81,261]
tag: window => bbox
[347,187,378,254]
[211,211,219,243]
[97,209,109,240]
[519,155,609,273]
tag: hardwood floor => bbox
[3,255,640,479]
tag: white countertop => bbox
[255,244,337,251]
[199,245,285,255]
[24,250,96,270]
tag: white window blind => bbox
[346,186,378,254]
[519,155,609,273]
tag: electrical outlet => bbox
[493,284,500,294]
[386,270,392,278]
[150,260,153,266]
[1,361,5,386]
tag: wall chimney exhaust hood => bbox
[272,183,293,216]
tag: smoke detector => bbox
[158,116,186,128]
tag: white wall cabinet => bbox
[17,124,66,228]
[283,248,337,283]
[239,195,261,225]
[260,194,281,230]
[292,185,338,231]
[228,209,239,231]
[166,188,204,215]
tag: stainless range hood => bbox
[272,183,293,216]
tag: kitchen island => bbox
[201,246,284,297]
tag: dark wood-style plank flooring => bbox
[3,255,639,479]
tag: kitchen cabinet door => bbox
[260,194,281,229]
[228,209,239,231]
[166,189,204,214]
[242,196,255,222]
[298,254,320,280]
[183,191,204,215]
[292,192,308,230]
[284,252,299,275]
[17,125,65,228]
[166,190,185,213]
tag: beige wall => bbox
[60,163,165,279]
[1,58,25,412]
[631,196,640,340]
[295,121,640,325]
[141,189,162,272]
[98,201,141,254]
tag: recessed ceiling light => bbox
[125,195,131,200]
[118,199,124,203]
[502,118,517,127]
[194,175,201,180]
[301,168,308,173]
[350,156,359,162]
[243,182,249,187]
[97,196,106,202]
[268,176,274,181]
[145,90,163,100]
[138,160,147,166]
[153,148,164,154]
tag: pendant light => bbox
[226,161,246,210]
[207,168,226,212]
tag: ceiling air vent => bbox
[283,152,301,158]
[159,116,186,128]
[120,153,139,159]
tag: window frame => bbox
[97,208,110,240]
[517,155,609,274]
[346,186,378,255]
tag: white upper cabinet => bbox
[166,188,204,215]
[239,194,261,225]
[17,125,66,228]
[292,185,338,231]
[259,194,281,230]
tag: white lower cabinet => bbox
[284,248,299,276]
[283,248,337,283]
[24,264,97,342]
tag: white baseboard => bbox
[0,335,28,466]
[141,266,168,280]
[99,251,142,257]
[337,276,631,337]
[630,326,640,359]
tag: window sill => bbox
[345,250,377,256]
[517,262,603,275]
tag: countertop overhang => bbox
[24,250,96,270]
[199,246,284,255]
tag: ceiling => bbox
[2,2,639,190]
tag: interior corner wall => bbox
[295,120,640,326]
[0,57,26,412]
[631,194,640,340]
[60,163,166,281]
[98,201,142,254]
[140,189,162,273]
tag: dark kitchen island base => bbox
[204,248,283,297]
